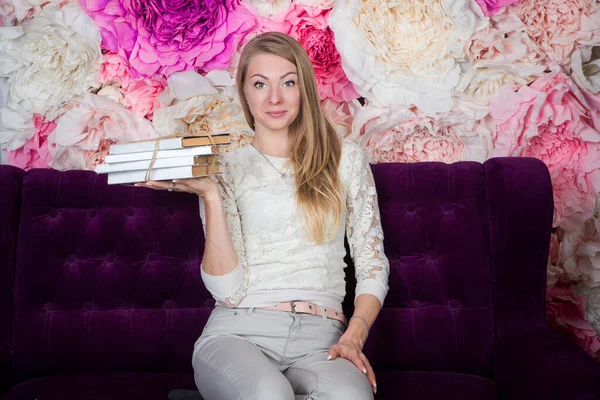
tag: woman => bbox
[138,32,389,400]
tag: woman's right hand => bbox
[135,177,220,200]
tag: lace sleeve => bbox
[344,142,390,307]
[198,156,249,307]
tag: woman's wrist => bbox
[343,316,369,347]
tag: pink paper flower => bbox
[79,0,260,78]
[474,0,519,16]
[547,281,600,357]
[321,98,360,138]
[509,0,600,65]
[122,78,166,119]
[5,115,55,170]
[352,104,493,164]
[48,93,160,170]
[262,4,359,102]
[99,52,132,89]
[490,71,600,231]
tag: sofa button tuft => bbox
[409,300,420,308]
[164,300,175,309]
[48,209,58,218]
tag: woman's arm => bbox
[200,189,239,276]
[197,171,250,307]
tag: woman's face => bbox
[244,53,301,136]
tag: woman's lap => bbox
[192,307,372,400]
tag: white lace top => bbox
[199,139,390,312]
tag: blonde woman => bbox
[139,32,390,400]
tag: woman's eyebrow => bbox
[250,71,298,80]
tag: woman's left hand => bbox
[327,336,377,394]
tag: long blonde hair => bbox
[236,32,343,245]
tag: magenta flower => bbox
[79,0,259,78]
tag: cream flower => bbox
[511,0,600,65]
[48,93,160,171]
[0,3,102,121]
[293,0,335,9]
[0,0,66,26]
[153,70,254,151]
[457,12,546,118]
[246,0,291,17]
[351,103,493,163]
[329,0,488,114]
[575,282,600,334]
[321,98,361,138]
[571,46,600,94]
[558,195,600,286]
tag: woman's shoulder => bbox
[340,138,367,171]
[219,143,254,169]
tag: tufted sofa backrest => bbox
[3,157,553,383]
[11,169,211,382]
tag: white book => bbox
[95,154,219,174]
[103,145,219,164]
[109,134,230,155]
[107,164,221,185]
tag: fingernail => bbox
[363,368,367,374]
[373,387,377,394]
[327,354,332,361]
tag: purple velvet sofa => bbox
[1,157,600,400]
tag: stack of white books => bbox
[95,134,229,185]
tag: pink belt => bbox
[260,301,348,326]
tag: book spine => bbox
[109,137,183,155]
[95,155,197,173]
[108,166,194,184]
[104,145,215,163]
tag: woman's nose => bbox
[268,87,282,104]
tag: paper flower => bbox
[79,0,259,78]
[5,114,55,170]
[48,93,160,170]
[328,0,488,114]
[152,70,254,151]
[490,71,600,230]
[0,2,102,120]
[510,0,600,65]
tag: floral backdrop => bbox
[1,0,600,359]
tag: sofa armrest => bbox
[0,166,24,395]
[494,326,600,400]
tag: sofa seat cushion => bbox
[375,371,502,400]
[1,373,196,400]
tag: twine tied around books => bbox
[138,132,221,182]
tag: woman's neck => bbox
[252,131,292,158]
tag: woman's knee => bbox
[308,377,373,400]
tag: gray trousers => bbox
[191,306,374,400]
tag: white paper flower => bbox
[350,103,493,163]
[558,195,600,286]
[456,12,546,118]
[293,0,335,9]
[571,46,600,94]
[246,0,291,17]
[575,282,600,333]
[329,0,488,115]
[0,3,102,121]
[48,93,160,171]
[153,70,254,151]
[0,0,66,26]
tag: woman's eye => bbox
[254,82,265,88]
[283,80,295,87]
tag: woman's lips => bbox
[266,111,286,118]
